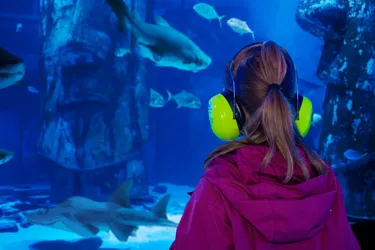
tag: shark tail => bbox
[218,15,226,28]
[106,0,133,32]
[166,90,173,102]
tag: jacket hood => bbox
[204,145,337,243]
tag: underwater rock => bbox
[296,0,347,40]
[38,0,150,200]
[126,160,149,197]
[0,201,21,216]
[0,219,18,233]
[0,186,52,217]
[3,212,26,223]
[296,0,375,218]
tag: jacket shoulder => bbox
[190,177,223,206]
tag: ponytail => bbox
[204,41,327,181]
[260,87,309,183]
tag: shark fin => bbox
[110,222,138,242]
[138,42,164,62]
[110,180,133,208]
[154,14,170,27]
[152,193,171,219]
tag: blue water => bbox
[0,0,374,249]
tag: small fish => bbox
[167,90,201,109]
[0,149,14,165]
[16,23,22,32]
[27,86,40,94]
[149,88,168,108]
[311,113,322,126]
[343,149,367,161]
[226,18,255,40]
[193,3,226,28]
[115,48,130,57]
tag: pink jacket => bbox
[170,145,360,250]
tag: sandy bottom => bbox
[0,183,192,250]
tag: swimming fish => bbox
[106,0,211,73]
[226,18,255,40]
[343,149,367,161]
[167,90,201,109]
[0,149,14,165]
[27,86,39,94]
[150,88,168,108]
[0,47,26,90]
[115,48,130,57]
[0,47,39,94]
[311,113,322,126]
[193,3,226,28]
[16,23,23,32]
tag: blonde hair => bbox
[204,41,327,183]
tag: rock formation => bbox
[296,0,375,219]
[38,0,151,201]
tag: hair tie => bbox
[267,83,281,93]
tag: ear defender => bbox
[208,92,313,141]
[208,91,245,141]
[294,94,313,137]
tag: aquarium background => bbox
[0,0,374,249]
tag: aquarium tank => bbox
[0,0,374,249]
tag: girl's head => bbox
[204,41,327,183]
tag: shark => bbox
[26,180,177,242]
[0,46,26,89]
[106,0,212,73]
